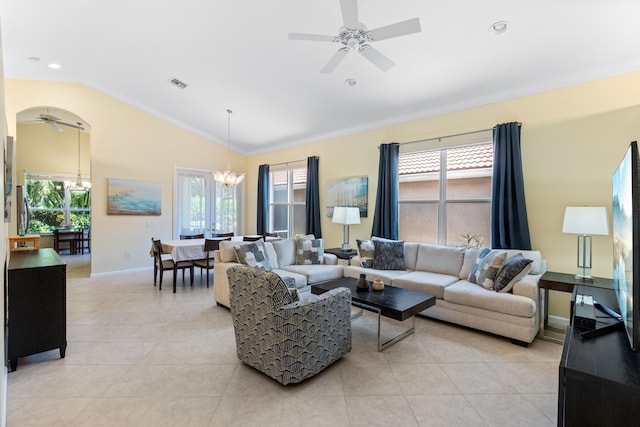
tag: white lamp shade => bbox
[562,206,609,235]
[332,207,361,225]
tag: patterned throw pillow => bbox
[372,239,405,270]
[356,239,375,268]
[468,247,491,284]
[295,238,324,265]
[234,241,272,271]
[474,250,507,290]
[494,254,533,293]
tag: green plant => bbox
[458,233,484,249]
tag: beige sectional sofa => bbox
[213,238,343,308]
[344,242,545,344]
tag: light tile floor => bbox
[7,254,562,426]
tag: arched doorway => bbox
[15,106,92,276]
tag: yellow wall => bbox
[6,72,640,318]
[5,79,245,274]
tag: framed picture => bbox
[107,178,161,215]
[326,176,368,217]
[4,136,13,223]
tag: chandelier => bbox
[68,129,90,192]
[213,109,245,186]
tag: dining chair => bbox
[54,229,78,255]
[212,232,235,238]
[179,233,205,240]
[243,235,263,242]
[79,228,91,254]
[151,238,194,293]
[192,237,230,287]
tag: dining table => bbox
[158,237,232,262]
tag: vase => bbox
[356,273,369,291]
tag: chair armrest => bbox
[278,287,352,334]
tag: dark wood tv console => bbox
[558,284,640,426]
[7,249,67,371]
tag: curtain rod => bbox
[390,122,522,148]
[268,158,309,167]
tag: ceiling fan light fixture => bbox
[345,78,357,87]
[490,21,509,35]
[68,129,90,192]
[214,109,245,187]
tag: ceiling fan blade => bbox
[320,48,349,73]
[340,0,359,30]
[358,44,395,71]
[48,121,63,132]
[368,17,421,41]
[57,121,85,131]
[288,32,338,42]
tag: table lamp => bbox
[562,206,609,280]
[332,207,360,251]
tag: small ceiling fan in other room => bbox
[288,0,421,73]
[27,113,85,132]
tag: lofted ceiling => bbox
[2,0,640,155]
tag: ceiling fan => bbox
[30,113,85,132]
[288,0,421,73]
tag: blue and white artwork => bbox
[326,176,368,218]
[107,178,161,215]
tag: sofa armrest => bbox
[512,274,541,301]
[323,253,338,265]
[213,261,242,307]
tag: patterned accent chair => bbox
[227,265,352,385]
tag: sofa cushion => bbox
[393,271,460,299]
[403,242,419,271]
[295,237,324,265]
[494,254,533,293]
[356,239,375,268]
[467,247,491,283]
[263,242,279,269]
[344,265,409,284]
[280,264,344,284]
[373,240,405,270]
[415,244,465,276]
[273,238,296,267]
[444,280,536,318]
[474,250,507,290]
[234,241,272,271]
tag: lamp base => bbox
[341,243,351,251]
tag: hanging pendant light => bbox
[69,128,90,192]
[213,109,245,186]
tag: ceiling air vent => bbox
[168,77,188,89]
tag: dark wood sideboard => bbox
[558,284,640,426]
[7,248,67,371]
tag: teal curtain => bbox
[257,164,269,235]
[305,156,322,238]
[371,143,399,239]
[491,122,531,249]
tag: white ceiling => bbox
[2,0,640,155]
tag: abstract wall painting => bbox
[107,178,161,215]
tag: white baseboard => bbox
[90,266,152,278]
[549,315,570,326]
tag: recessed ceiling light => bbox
[48,63,61,69]
[345,78,357,87]
[489,21,509,35]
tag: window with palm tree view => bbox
[25,173,91,233]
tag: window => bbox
[269,167,306,238]
[398,142,493,247]
[25,172,91,233]
[174,168,243,238]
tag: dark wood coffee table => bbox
[311,277,435,351]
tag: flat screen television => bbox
[612,140,640,351]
